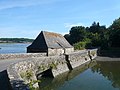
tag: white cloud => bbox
[0,0,44,10]
[60,32,69,35]
[0,27,38,38]
[64,23,84,29]
[0,0,67,10]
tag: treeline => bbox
[0,38,34,43]
[64,17,120,50]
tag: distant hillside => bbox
[0,38,34,43]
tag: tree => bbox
[88,22,107,34]
[64,17,120,49]
[108,18,120,47]
[88,22,100,33]
[87,22,108,48]
[69,26,87,44]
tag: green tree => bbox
[88,22,100,33]
[73,38,92,50]
[108,17,120,47]
[69,26,87,44]
[87,22,108,48]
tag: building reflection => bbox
[38,61,96,90]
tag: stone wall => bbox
[48,48,64,56]
[0,53,46,60]
[6,49,98,90]
[48,47,74,56]
[88,49,98,59]
[7,55,69,89]
[68,51,90,69]
[65,47,74,54]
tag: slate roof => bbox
[28,31,73,49]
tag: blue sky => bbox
[0,0,120,39]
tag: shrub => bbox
[73,38,92,50]
[74,41,86,50]
[83,38,92,49]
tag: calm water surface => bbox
[0,43,30,54]
[0,43,120,90]
[39,61,120,90]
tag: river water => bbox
[0,43,120,90]
[0,43,30,54]
[39,61,120,90]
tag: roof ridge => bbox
[42,31,49,47]
[42,31,63,37]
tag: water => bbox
[0,43,120,90]
[0,43,30,54]
[39,61,120,90]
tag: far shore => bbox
[95,56,120,61]
[0,42,32,44]
[0,38,34,44]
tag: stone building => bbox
[27,31,74,56]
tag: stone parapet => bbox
[0,53,46,60]
[6,49,98,90]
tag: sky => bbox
[0,0,120,39]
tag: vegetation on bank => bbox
[64,17,120,50]
[0,38,34,43]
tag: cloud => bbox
[0,0,67,10]
[0,26,53,39]
[60,32,69,35]
[63,23,85,35]
[64,23,84,29]
[0,0,44,10]
[0,27,38,38]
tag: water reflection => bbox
[91,61,120,89]
[38,61,96,90]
